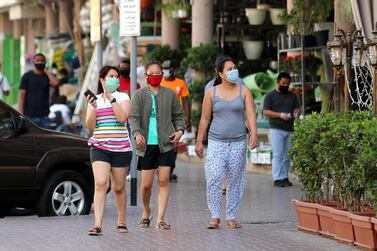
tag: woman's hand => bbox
[135,135,145,148]
[86,95,97,109]
[195,141,204,158]
[169,130,184,144]
[249,134,257,150]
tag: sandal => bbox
[138,216,152,228]
[225,220,241,229]
[156,221,171,230]
[207,218,220,229]
[88,226,102,236]
[116,224,128,233]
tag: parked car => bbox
[0,100,93,217]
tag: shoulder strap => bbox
[213,85,216,97]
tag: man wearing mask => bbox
[18,53,59,128]
[119,59,140,96]
[160,60,190,182]
[263,72,300,187]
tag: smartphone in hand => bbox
[84,90,97,100]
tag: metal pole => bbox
[130,36,138,206]
[301,35,305,115]
[97,0,102,68]
[344,32,352,112]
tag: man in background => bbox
[119,58,140,95]
[161,60,190,182]
[18,53,59,128]
[0,62,10,101]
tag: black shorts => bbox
[138,145,175,170]
[90,147,132,168]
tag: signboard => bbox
[119,0,141,36]
[90,0,101,42]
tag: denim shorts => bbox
[90,147,132,168]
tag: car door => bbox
[0,102,37,187]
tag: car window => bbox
[0,106,15,135]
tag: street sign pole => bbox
[119,0,140,206]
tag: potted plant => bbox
[269,8,286,25]
[312,1,333,46]
[280,0,332,47]
[159,0,190,20]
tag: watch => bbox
[110,97,117,104]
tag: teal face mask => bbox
[105,77,120,92]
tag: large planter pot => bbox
[292,199,320,234]
[316,202,338,238]
[245,8,267,25]
[350,212,377,250]
[331,208,354,244]
[243,41,264,60]
[269,8,286,25]
[373,217,377,246]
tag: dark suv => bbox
[0,100,93,216]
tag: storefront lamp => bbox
[352,31,365,67]
[327,31,345,67]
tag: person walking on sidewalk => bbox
[129,60,185,230]
[18,53,59,128]
[86,66,132,235]
[195,56,257,229]
[263,72,300,187]
[160,60,190,182]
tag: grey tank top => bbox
[208,85,246,142]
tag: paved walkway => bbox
[0,160,357,251]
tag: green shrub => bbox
[290,111,377,212]
[143,45,184,69]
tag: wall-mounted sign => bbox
[119,0,140,37]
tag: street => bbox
[0,160,357,251]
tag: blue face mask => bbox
[226,69,239,83]
[105,77,120,92]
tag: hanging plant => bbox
[157,0,190,20]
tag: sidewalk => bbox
[0,160,357,251]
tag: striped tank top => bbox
[88,91,132,152]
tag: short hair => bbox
[145,59,162,71]
[34,53,46,61]
[162,60,176,69]
[277,72,292,82]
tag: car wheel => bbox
[36,170,92,217]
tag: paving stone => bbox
[0,160,357,251]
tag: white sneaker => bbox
[126,175,131,181]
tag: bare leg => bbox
[92,161,111,228]
[141,169,155,219]
[111,167,128,225]
[156,166,171,224]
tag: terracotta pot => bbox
[316,202,338,238]
[292,199,320,234]
[330,208,354,244]
[373,217,377,245]
[350,212,377,250]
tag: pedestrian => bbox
[204,56,245,194]
[195,56,257,229]
[129,59,185,230]
[119,58,140,96]
[18,53,59,128]
[86,65,132,235]
[0,62,10,100]
[263,72,300,187]
[160,60,190,182]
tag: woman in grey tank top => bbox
[195,56,257,229]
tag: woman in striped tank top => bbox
[86,66,132,235]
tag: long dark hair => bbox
[97,65,120,94]
[214,55,235,86]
